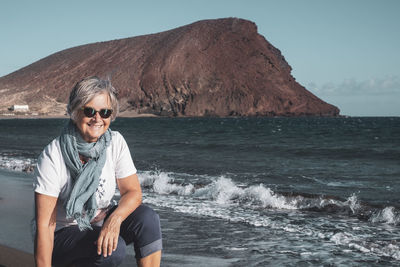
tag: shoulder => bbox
[34,137,66,196]
[108,130,136,177]
[36,136,65,171]
[111,130,123,140]
[35,137,66,179]
[40,137,62,159]
[109,130,133,160]
[110,130,128,146]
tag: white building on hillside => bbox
[10,105,30,112]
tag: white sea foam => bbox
[330,231,400,260]
[344,193,361,213]
[0,155,36,172]
[370,206,400,225]
[139,171,194,196]
[193,176,243,203]
[243,183,295,209]
[140,172,296,209]
[138,170,395,218]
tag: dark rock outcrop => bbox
[0,18,339,117]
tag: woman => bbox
[33,77,162,267]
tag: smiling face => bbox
[75,92,112,143]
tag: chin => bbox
[81,130,104,142]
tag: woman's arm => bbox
[34,192,58,267]
[97,173,142,257]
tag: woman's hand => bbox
[97,173,142,257]
[97,214,123,257]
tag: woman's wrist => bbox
[35,257,52,267]
[105,211,124,226]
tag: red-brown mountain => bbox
[0,18,339,117]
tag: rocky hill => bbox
[0,18,339,117]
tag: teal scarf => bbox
[60,120,112,230]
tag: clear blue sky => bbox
[1,0,399,116]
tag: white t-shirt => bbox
[33,131,137,231]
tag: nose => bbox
[92,111,102,121]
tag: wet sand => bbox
[0,244,34,266]
[0,169,35,266]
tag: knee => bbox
[136,206,161,234]
[98,236,126,266]
[122,205,162,242]
[137,206,160,225]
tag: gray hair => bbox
[67,76,119,121]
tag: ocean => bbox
[0,117,399,266]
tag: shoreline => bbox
[0,113,160,120]
[0,244,35,266]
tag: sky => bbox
[1,0,399,116]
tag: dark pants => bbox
[52,205,162,267]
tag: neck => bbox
[79,154,88,164]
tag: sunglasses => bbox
[82,107,113,119]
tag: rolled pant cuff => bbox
[138,239,162,259]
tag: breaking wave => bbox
[138,170,400,225]
[0,155,36,172]
[1,157,398,228]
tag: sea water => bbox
[0,117,399,266]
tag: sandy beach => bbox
[0,169,34,266]
[0,244,35,266]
